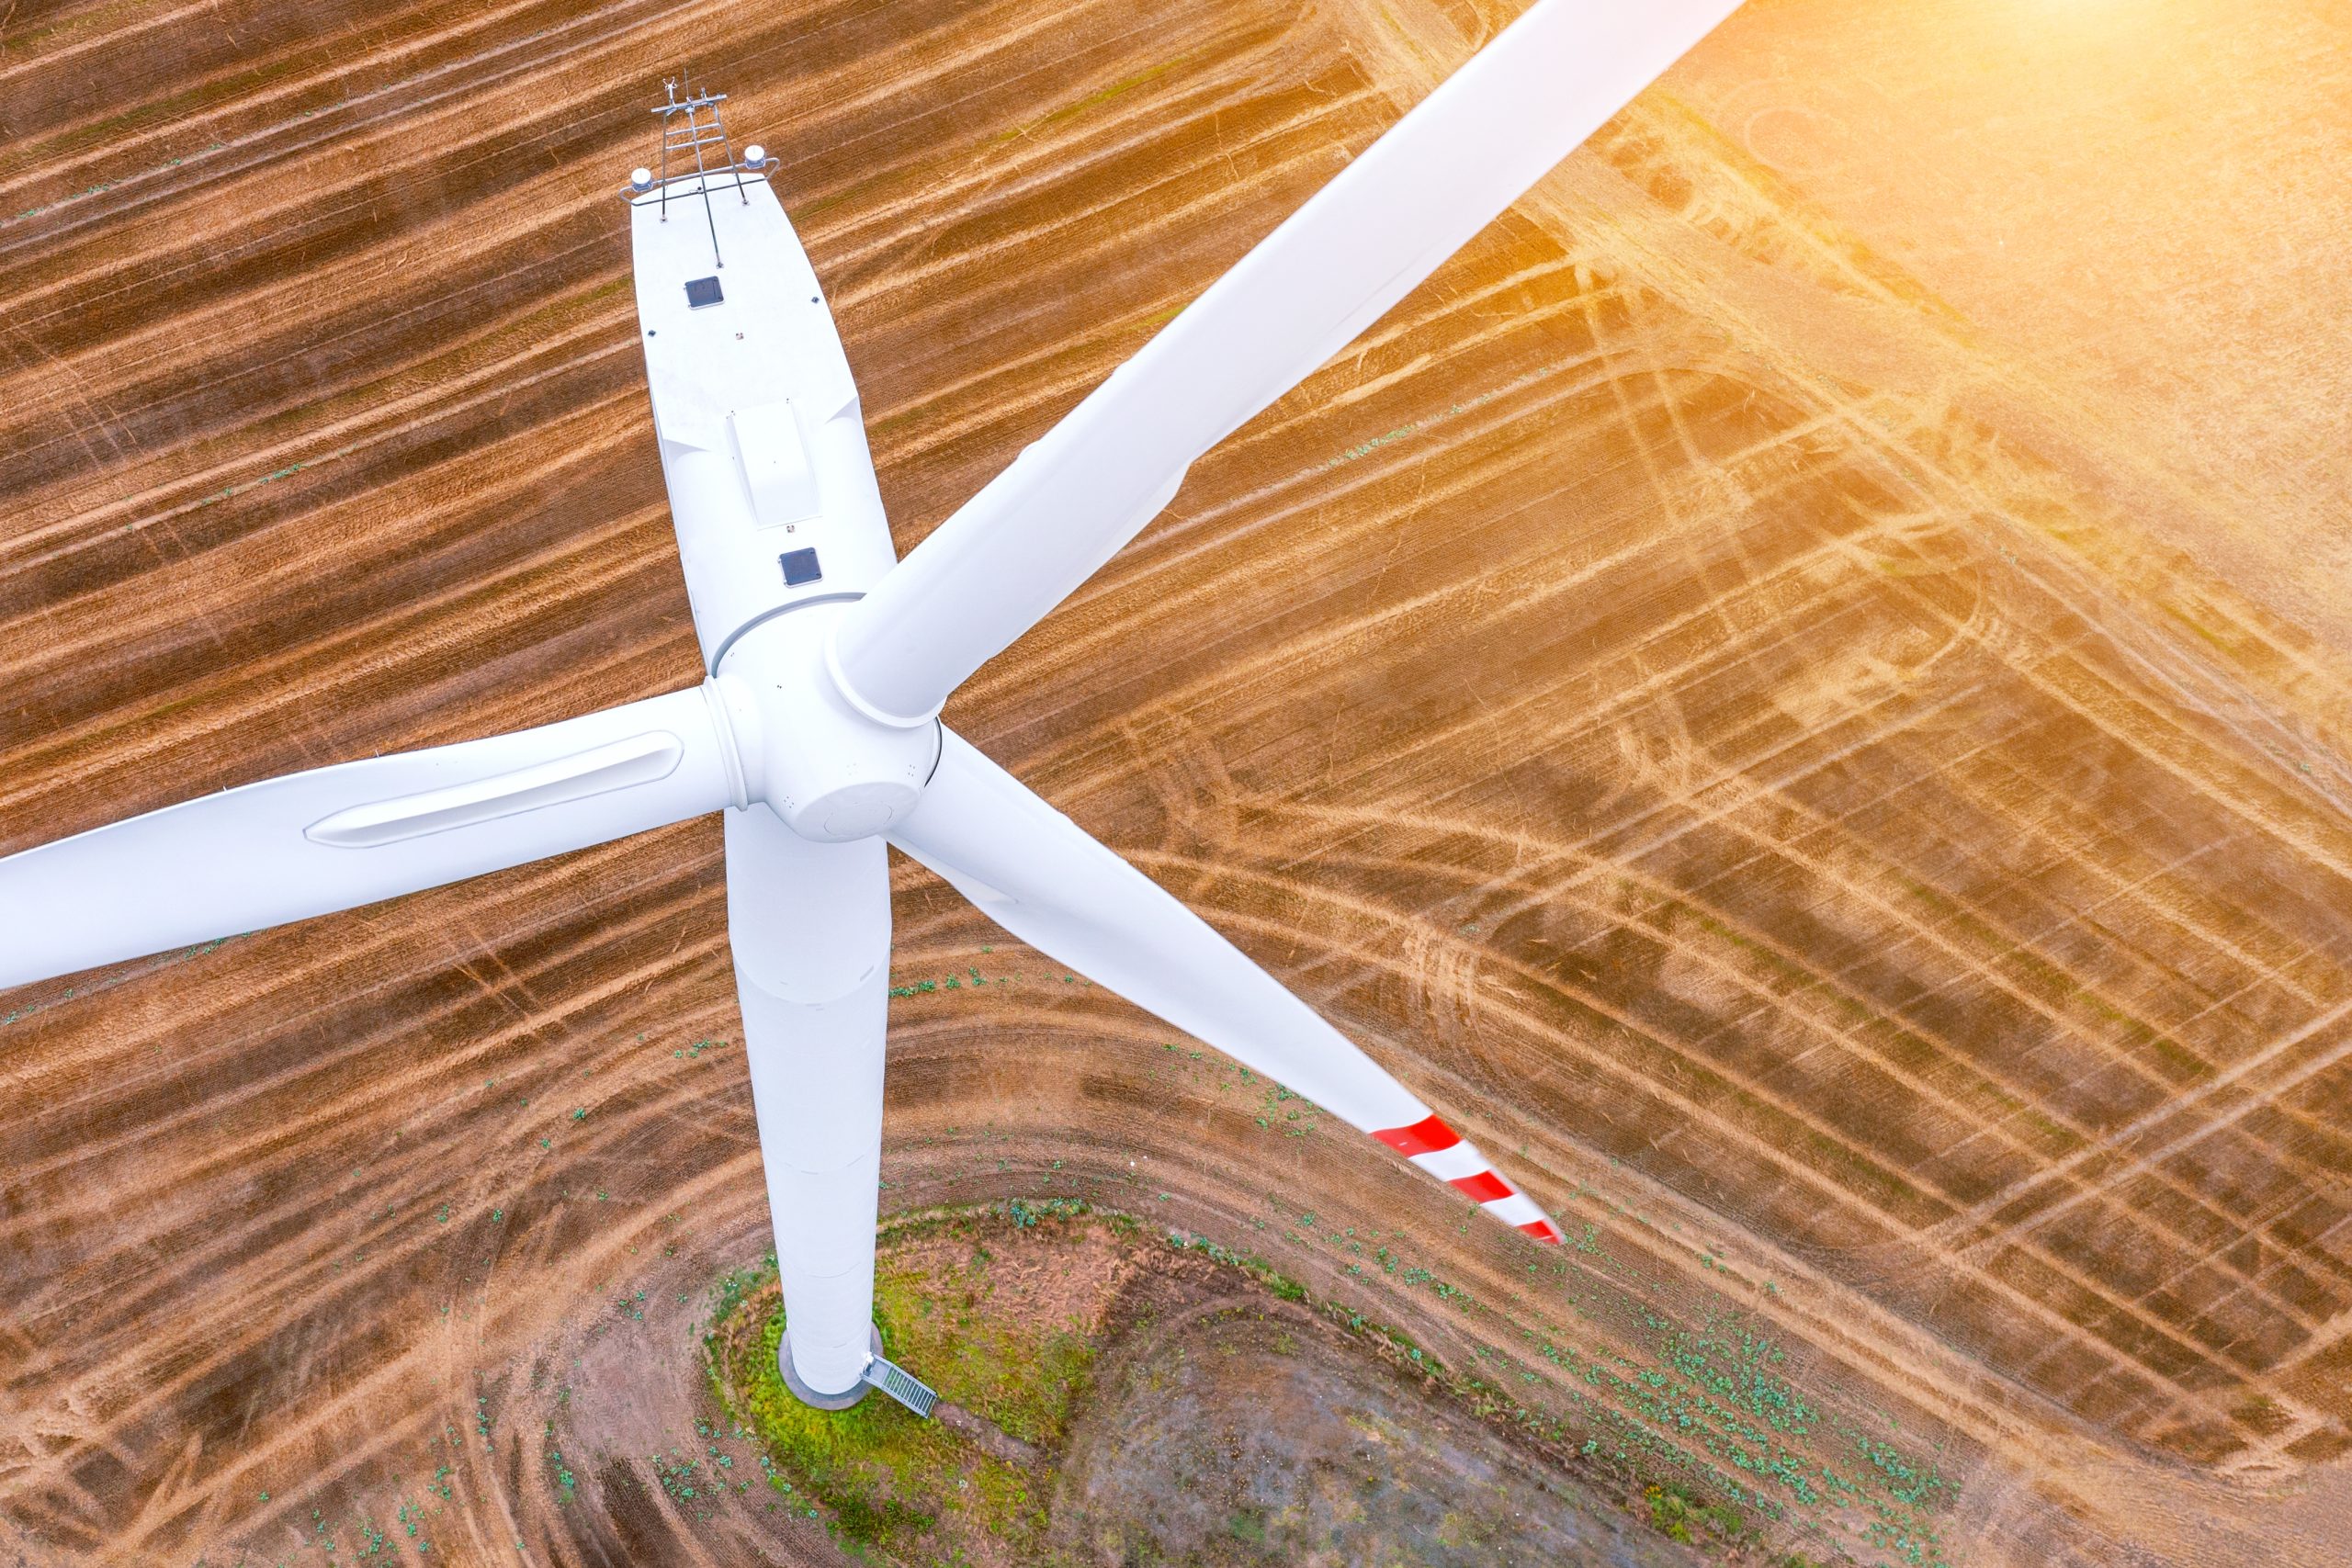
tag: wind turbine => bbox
[0,0,1740,1413]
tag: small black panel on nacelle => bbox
[780,547,822,586]
[684,276,724,309]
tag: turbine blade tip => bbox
[1371,1113,1460,1157]
[1448,1169,1515,1204]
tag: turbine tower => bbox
[0,0,1741,1412]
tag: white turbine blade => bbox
[726,804,895,1402]
[891,730,1562,1245]
[0,685,743,991]
[828,0,1743,725]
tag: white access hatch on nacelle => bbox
[728,401,821,527]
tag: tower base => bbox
[778,1325,885,1410]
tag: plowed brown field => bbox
[5,0,2351,1563]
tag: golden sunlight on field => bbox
[3,1,2349,1563]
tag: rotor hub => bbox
[715,604,939,842]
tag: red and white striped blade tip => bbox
[1373,1113,1563,1244]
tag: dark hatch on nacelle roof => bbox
[684,276,723,309]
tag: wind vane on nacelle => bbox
[630,72,763,267]
[0,0,1745,1416]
